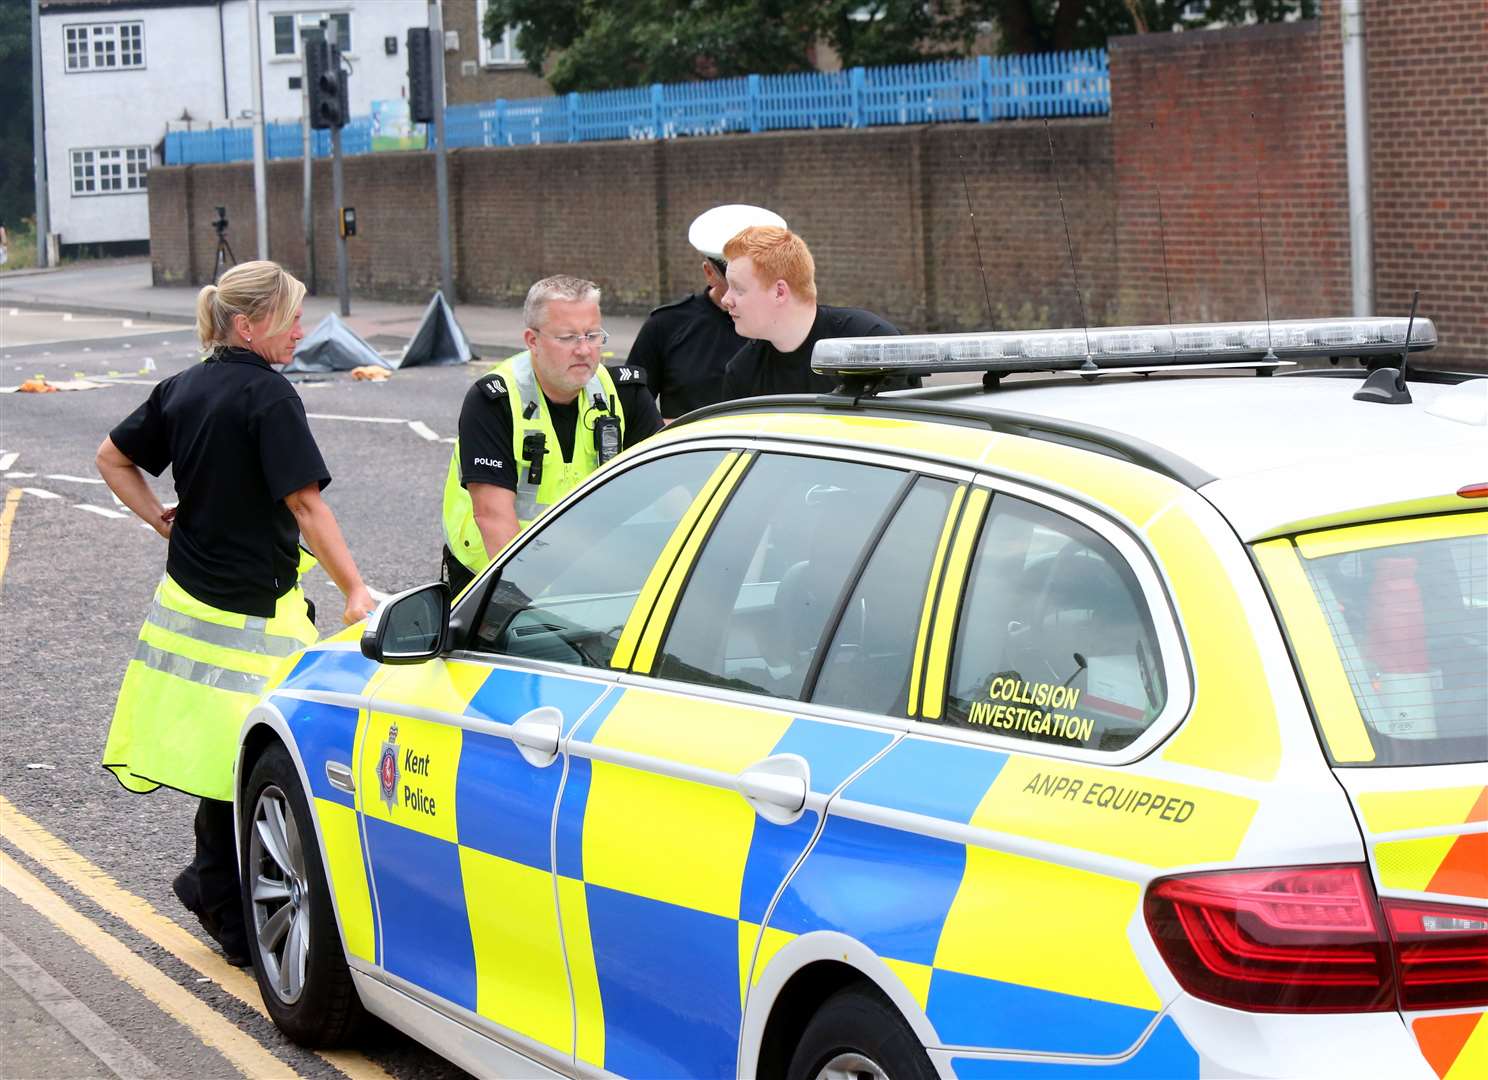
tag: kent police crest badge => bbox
[379,723,400,812]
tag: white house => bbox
[38,0,430,251]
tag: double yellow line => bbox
[0,798,396,1072]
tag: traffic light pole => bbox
[332,123,348,316]
[428,1,453,301]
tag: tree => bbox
[0,0,34,227]
[483,1,983,92]
[485,0,1320,92]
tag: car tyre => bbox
[786,984,937,1080]
[240,742,364,1047]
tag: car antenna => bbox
[1251,114,1278,367]
[1150,122,1175,326]
[1043,120,1096,379]
[957,152,997,332]
[1353,289,1417,405]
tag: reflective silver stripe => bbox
[145,601,303,657]
[515,487,543,522]
[133,641,268,696]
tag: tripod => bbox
[211,222,236,284]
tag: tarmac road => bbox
[1,308,484,1079]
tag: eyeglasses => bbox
[535,328,610,348]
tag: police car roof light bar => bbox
[811,316,1439,381]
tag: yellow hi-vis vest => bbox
[102,571,317,802]
[442,352,624,576]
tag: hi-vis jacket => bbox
[442,352,625,575]
[103,570,316,801]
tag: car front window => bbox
[470,450,727,667]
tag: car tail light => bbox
[1145,865,1395,1012]
[1382,899,1488,1010]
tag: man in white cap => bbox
[625,204,786,419]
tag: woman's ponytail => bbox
[195,283,227,350]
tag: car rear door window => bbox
[470,450,727,667]
[652,454,907,702]
[943,494,1167,751]
[811,477,958,716]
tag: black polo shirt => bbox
[457,365,664,492]
[626,291,744,418]
[110,347,330,617]
[721,305,915,400]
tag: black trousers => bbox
[173,797,246,950]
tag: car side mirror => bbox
[361,582,450,664]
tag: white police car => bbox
[236,316,1486,1079]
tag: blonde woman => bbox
[96,260,373,965]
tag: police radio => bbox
[593,393,621,465]
[522,431,546,485]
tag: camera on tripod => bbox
[209,205,235,283]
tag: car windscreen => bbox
[1263,513,1486,767]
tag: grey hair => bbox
[524,275,601,329]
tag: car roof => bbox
[676,371,1488,542]
[921,373,1488,540]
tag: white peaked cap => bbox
[688,204,788,260]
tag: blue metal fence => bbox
[165,49,1107,165]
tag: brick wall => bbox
[148,6,1485,367]
[1110,21,1352,325]
[1362,0,1487,368]
[150,122,1117,332]
[441,0,551,107]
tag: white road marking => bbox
[368,586,391,603]
[0,452,17,471]
[46,474,105,485]
[75,505,129,519]
[439,436,456,444]
[306,413,408,424]
[407,421,439,441]
[6,472,36,479]
[0,930,165,1080]
[20,488,60,499]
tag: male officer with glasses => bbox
[626,204,785,419]
[442,275,663,592]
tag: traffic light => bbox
[407,28,435,124]
[306,39,348,130]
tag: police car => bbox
[235,316,1487,1080]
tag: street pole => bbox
[30,0,50,267]
[1341,0,1375,317]
[332,124,348,315]
[428,1,454,301]
[301,26,319,294]
[247,0,269,260]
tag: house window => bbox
[64,22,145,71]
[273,12,352,56]
[476,1,524,66]
[71,148,150,196]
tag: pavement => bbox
[0,258,651,361]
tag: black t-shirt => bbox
[110,347,330,617]
[721,305,912,400]
[458,365,664,492]
[626,291,744,418]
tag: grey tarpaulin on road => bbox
[396,290,474,368]
[284,314,391,373]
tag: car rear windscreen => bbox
[1288,516,1487,767]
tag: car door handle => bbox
[510,705,564,768]
[737,753,811,825]
[326,760,355,794]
